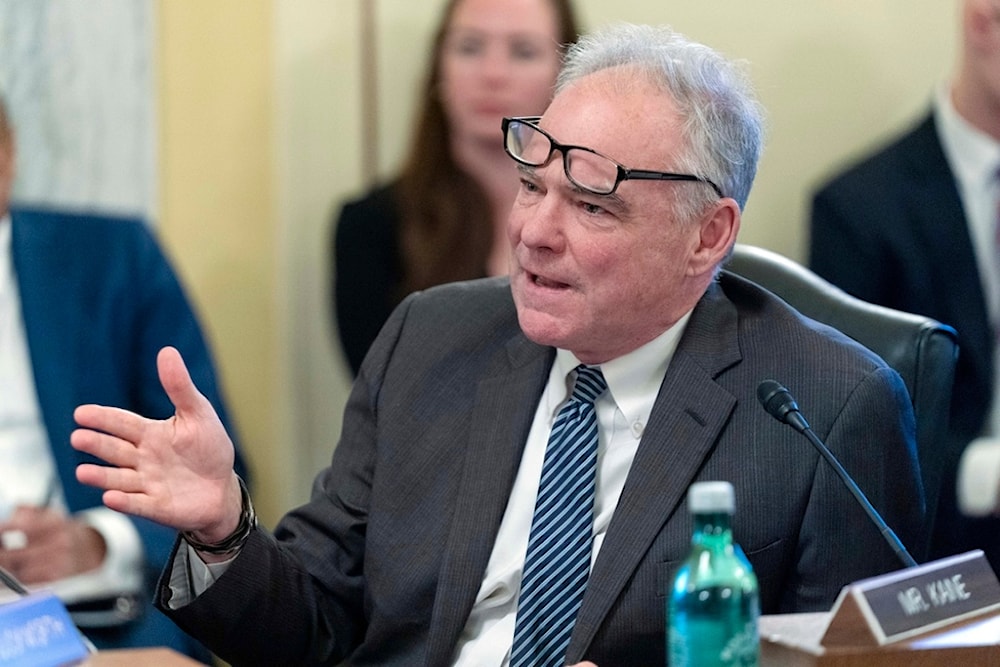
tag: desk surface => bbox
[82,647,204,666]
[760,612,1000,666]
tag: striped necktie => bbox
[510,364,607,667]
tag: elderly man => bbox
[71,23,923,667]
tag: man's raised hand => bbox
[72,346,242,541]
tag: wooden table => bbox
[81,647,205,666]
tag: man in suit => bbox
[809,0,1000,567]
[71,23,924,666]
[0,94,249,660]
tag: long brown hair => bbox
[395,0,580,297]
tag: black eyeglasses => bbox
[502,116,723,198]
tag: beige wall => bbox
[158,1,961,523]
[374,0,959,258]
[157,1,284,521]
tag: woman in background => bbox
[332,0,580,375]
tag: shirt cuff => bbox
[74,507,143,596]
[165,542,236,610]
[958,437,1000,516]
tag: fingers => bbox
[99,489,153,518]
[73,465,152,518]
[70,425,141,470]
[0,514,104,584]
[0,547,32,585]
[74,464,169,522]
[0,509,61,584]
[74,346,211,443]
[71,347,233,531]
[157,346,212,418]
[73,403,150,447]
[72,428,149,517]
[75,462,144,495]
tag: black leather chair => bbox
[724,243,958,556]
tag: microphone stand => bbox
[757,379,918,569]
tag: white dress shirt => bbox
[452,312,691,665]
[0,213,143,603]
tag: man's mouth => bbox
[531,273,570,289]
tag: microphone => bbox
[756,379,918,569]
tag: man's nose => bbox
[518,182,567,251]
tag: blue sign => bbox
[0,592,91,666]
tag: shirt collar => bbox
[935,82,1000,189]
[554,309,694,423]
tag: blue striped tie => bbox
[510,364,607,667]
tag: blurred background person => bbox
[0,92,250,662]
[808,0,1000,568]
[331,0,580,375]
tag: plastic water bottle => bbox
[667,481,759,666]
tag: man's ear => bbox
[688,198,740,276]
[966,0,995,48]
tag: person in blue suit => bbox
[0,94,249,661]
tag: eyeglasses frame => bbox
[501,116,724,199]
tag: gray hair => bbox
[557,23,764,215]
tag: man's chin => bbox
[516,309,574,349]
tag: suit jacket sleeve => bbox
[154,282,420,666]
[155,279,530,666]
[782,365,921,610]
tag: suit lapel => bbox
[425,335,552,666]
[425,283,742,663]
[904,116,993,387]
[10,213,83,500]
[567,282,741,659]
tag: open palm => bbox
[72,346,241,537]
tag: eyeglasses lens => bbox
[564,151,616,195]
[509,121,618,195]
[509,122,549,165]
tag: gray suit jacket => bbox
[158,273,924,666]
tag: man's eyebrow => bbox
[517,162,631,213]
[568,182,629,213]
[516,164,538,179]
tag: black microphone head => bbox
[756,379,799,424]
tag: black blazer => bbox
[159,275,924,667]
[809,110,996,564]
[332,183,404,376]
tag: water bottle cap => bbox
[688,481,735,514]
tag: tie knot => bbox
[571,365,607,404]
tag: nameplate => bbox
[0,592,91,666]
[821,550,1000,647]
